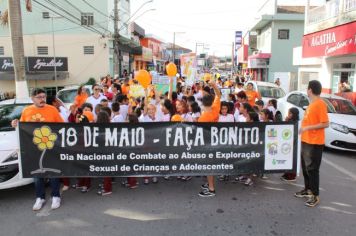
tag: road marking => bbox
[323,158,356,181]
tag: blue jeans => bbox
[34,178,60,199]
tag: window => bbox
[0,46,4,55]
[299,95,309,108]
[81,13,94,26]
[84,46,94,55]
[0,104,29,131]
[287,94,300,106]
[37,46,48,55]
[42,12,50,19]
[278,29,289,40]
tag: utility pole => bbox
[172,32,176,63]
[51,17,57,93]
[7,0,29,98]
[231,41,234,75]
[113,0,120,76]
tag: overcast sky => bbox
[131,0,324,56]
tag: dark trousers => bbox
[301,142,324,196]
[34,178,60,199]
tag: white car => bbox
[56,85,93,109]
[245,81,286,105]
[0,98,34,189]
[278,91,356,152]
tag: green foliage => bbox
[86,78,96,85]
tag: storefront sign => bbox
[27,57,68,72]
[248,58,268,68]
[19,122,298,177]
[302,21,356,58]
[0,57,14,72]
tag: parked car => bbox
[0,98,34,190]
[278,91,356,152]
[245,81,286,105]
[56,85,92,108]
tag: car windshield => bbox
[57,88,90,104]
[0,104,28,132]
[257,85,286,99]
[322,98,356,115]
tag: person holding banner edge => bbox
[296,80,329,207]
[11,88,64,211]
[198,80,221,197]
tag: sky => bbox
[131,0,325,57]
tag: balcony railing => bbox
[344,0,356,12]
[308,0,340,24]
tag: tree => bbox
[4,0,29,98]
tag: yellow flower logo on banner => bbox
[32,126,57,151]
[31,113,45,122]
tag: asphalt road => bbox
[1,148,355,236]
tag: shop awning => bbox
[0,72,69,80]
[248,53,271,59]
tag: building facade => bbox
[0,0,139,95]
[247,1,305,92]
[294,0,356,104]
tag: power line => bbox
[32,0,105,36]
[81,0,111,19]
[62,0,109,33]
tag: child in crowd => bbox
[100,98,109,108]
[280,107,300,182]
[188,101,201,122]
[260,108,274,122]
[96,111,113,196]
[255,100,264,112]
[218,101,234,122]
[111,102,125,122]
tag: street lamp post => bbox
[51,17,57,94]
[173,32,185,63]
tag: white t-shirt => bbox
[120,104,129,121]
[111,114,125,123]
[191,112,201,121]
[160,113,171,122]
[86,94,107,112]
[59,106,69,122]
[139,114,157,122]
[234,110,240,122]
[219,114,235,122]
[193,90,203,101]
[267,106,277,116]
[236,114,247,122]
[181,113,193,122]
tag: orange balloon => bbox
[166,62,177,76]
[135,70,151,89]
[171,114,183,122]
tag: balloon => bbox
[204,73,212,82]
[171,114,183,122]
[166,62,177,76]
[135,70,151,89]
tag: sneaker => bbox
[51,197,61,210]
[182,176,192,181]
[244,178,254,186]
[129,184,138,189]
[198,189,216,197]
[235,176,247,183]
[201,183,209,190]
[81,186,90,193]
[72,184,83,190]
[305,195,320,207]
[280,175,296,182]
[294,189,313,198]
[62,185,69,191]
[152,177,158,183]
[33,198,46,211]
[164,176,171,180]
[260,174,268,180]
[144,178,149,185]
[97,190,112,196]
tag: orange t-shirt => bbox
[20,105,64,122]
[301,98,329,145]
[74,94,88,108]
[245,90,260,106]
[121,84,130,95]
[198,97,221,122]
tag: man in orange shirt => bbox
[245,82,261,106]
[198,81,221,197]
[295,80,329,207]
[12,88,64,211]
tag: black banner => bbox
[27,57,68,72]
[0,57,14,72]
[19,122,298,178]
